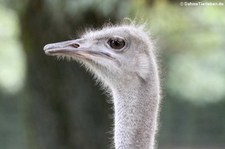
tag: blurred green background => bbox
[0,0,225,149]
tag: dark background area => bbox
[0,0,225,149]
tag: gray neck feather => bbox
[111,69,160,149]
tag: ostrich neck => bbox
[112,78,160,149]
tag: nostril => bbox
[72,43,80,48]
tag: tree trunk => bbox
[19,0,126,148]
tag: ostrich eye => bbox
[107,37,125,50]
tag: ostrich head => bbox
[44,24,160,149]
[44,25,155,88]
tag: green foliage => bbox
[167,52,225,104]
[0,4,25,94]
[131,1,225,104]
[0,4,27,149]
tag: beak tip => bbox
[43,44,50,51]
[43,45,51,56]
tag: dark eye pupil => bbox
[108,38,125,49]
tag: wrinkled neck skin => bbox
[111,74,160,149]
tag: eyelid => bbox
[110,36,125,40]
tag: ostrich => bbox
[43,24,161,149]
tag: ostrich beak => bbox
[43,39,89,57]
[44,39,114,60]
